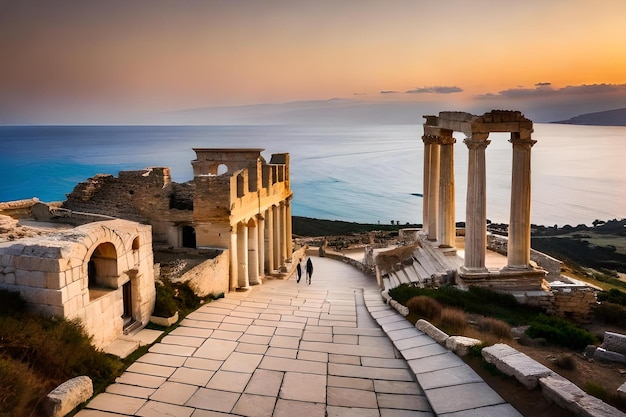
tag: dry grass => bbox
[476,316,512,340]
[406,295,442,321]
[437,307,467,334]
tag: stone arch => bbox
[87,242,118,290]
[217,163,229,175]
[132,236,140,250]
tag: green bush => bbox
[153,280,178,317]
[526,314,597,350]
[594,302,626,327]
[597,288,626,306]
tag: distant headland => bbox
[552,107,626,126]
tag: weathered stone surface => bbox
[45,376,93,417]
[540,374,626,417]
[618,382,626,401]
[602,331,626,355]
[415,319,449,344]
[445,335,482,356]
[593,347,626,364]
[482,343,552,389]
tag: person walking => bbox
[296,261,302,283]
[305,257,313,285]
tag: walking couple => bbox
[296,257,313,285]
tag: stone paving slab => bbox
[78,256,524,417]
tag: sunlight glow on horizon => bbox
[1,0,625,123]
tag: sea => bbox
[0,123,624,227]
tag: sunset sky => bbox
[1,0,626,124]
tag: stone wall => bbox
[63,168,193,244]
[0,219,156,348]
[172,250,230,297]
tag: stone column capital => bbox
[422,134,441,145]
[509,135,537,149]
[463,135,491,149]
[439,135,456,145]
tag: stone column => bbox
[507,132,536,268]
[256,214,265,278]
[427,137,441,241]
[237,222,249,289]
[437,132,456,248]
[247,219,261,285]
[265,207,274,273]
[285,199,293,262]
[272,205,281,271]
[422,135,432,234]
[462,133,490,273]
[278,203,287,269]
[229,228,238,291]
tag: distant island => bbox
[553,107,626,126]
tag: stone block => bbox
[618,382,626,401]
[44,375,93,417]
[415,319,449,344]
[482,343,552,389]
[4,272,15,285]
[446,335,482,356]
[16,269,46,288]
[540,374,626,417]
[593,347,626,364]
[602,331,626,355]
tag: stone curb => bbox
[483,343,626,417]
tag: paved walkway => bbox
[77,255,521,417]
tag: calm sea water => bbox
[1,123,624,226]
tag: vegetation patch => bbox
[389,284,542,326]
[525,314,597,350]
[0,289,123,417]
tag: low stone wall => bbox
[319,248,376,277]
[483,343,626,417]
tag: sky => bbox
[1,0,626,124]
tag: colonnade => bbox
[229,199,293,290]
[421,111,536,276]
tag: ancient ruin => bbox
[0,219,155,348]
[0,148,293,349]
[61,148,293,292]
[421,110,545,289]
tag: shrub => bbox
[597,288,626,306]
[594,302,626,327]
[438,307,467,334]
[526,314,597,350]
[476,316,511,340]
[0,354,48,417]
[0,289,26,315]
[153,280,178,317]
[406,296,442,320]
[554,354,576,370]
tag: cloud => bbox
[405,86,463,94]
[477,82,626,99]
[380,90,400,94]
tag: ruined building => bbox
[62,148,294,291]
[0,219,155,348]
[0,148,293,348]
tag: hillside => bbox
[553,108,626,126]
